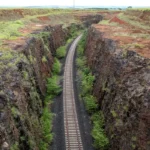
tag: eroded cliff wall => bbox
[0,25,68,150]
[85,26,150,150]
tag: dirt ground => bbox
[97,10,150,58]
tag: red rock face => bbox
[85,26,150,150]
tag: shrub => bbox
[39,141,47,150]
[40,107,53,150]
[91,112,109,149]
[81,73,95,96]
[46,76,62,97]
[83,67,90,75]
[76,57,86,69]
[40,107,53,142]
[67,38,73,44]
[70,24,78,37]
[77,44,84,56]
[78,30,87,50]
[10,142,19,150]
[56,46,66,58]
[52,58,61,75]
[83,95,98,114]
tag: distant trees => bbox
[128,6,132,9]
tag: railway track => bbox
[63,35,83,150]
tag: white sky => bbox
[0,0,150,7]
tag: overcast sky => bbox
[0,0,150,7]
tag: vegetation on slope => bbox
[0,20,24,39]
[56,46,66,59]
[76,31,109,149]
[0,8,77,41]
[118,13,150,30]
[40,34,76,150]
[39,57,62,150]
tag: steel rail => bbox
[63,35,83,150]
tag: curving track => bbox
[63,35,83,150]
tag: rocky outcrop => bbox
[85,26,150,150]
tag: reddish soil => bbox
[109,16,127,25]
[93,24,150,58]
[37,16,51,21]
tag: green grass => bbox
[0,20,24,40]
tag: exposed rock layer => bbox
[85,26,150,150]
